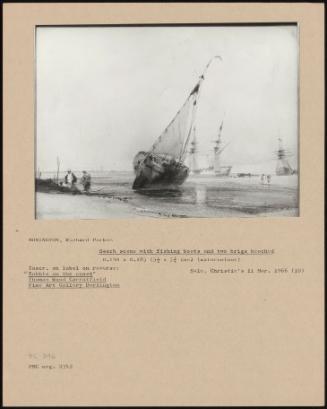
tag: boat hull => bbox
[132,152,189,189]
[215,166,232,177]
[35,178,82,194]
[190,166,232,177]
[276,168,294,176]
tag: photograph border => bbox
[34,22,300,220]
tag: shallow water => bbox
[36,171,299,219]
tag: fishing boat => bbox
[36,178,82,194]
[35,178,111,197]
[132,56,222,189]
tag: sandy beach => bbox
[36,172,299,220]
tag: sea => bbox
[36,171,299,219]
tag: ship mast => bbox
[149,56,222,164]
[189,127,199,172]
[214,120,224,155]
[213,120,224,172]
[277,137,285,160]
[276,137,293,175]
[179,56,222,162]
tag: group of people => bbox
[260,174,271,185]
[64,169,91,192]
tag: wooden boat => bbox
[36,178,82,194]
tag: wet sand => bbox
[36,173,299,219]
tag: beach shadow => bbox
[134,187,184,199]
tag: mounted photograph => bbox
[35,24,299,219]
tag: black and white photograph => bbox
[35,24,299,219]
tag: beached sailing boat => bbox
[132,56,222,189]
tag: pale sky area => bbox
[36,25,298,172]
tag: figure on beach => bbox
[64,169,77,188]
[81,171,91,192]
[260,174,271,186]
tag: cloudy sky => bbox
[36,25,298,172]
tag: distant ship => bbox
[275,137,295,176]
[132,56,222,189]
[189,120,232,176]
[212,120,232,176]
[189,127,202,174]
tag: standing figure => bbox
[261,174,265,184]
[81,171,91,192]
[64,169,77,188]
[266,174,271,185]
